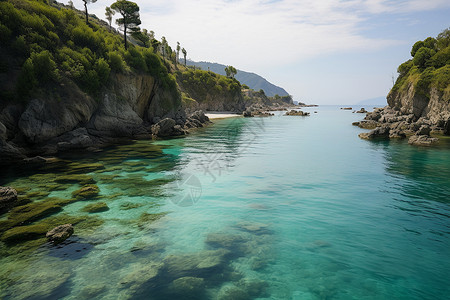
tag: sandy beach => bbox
[205,112,242,119]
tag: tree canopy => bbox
[225,66,237,78]
[105,6,115,31]
[111,0,141,50]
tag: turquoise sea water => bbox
[1,106,449,299]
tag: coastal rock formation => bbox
[355,108,367,113]
[184,110,211,128]
[285,110,310,116]
[355,105,447,144]
[408,135,439,146]
[46,224,74,244]
[0,187,18,214]
[151,118,186,137]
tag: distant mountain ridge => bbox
[186,60,289,97]
[356,96,387,106]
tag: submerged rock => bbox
[217,285,250,300]
[0,199,64,231]
[46,224,74,244]
[81,202,109,213]
[0,186,18,213]
[169,276,205,298]
[1,224,48,243]
[162,249,230,278]
[56,174,96,186]
[72,185,100,200]
[4,258,71,300]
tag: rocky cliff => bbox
[0,72,189,164]
[355,29,450,145]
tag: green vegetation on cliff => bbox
[392,28,450,101]
[0,0,176,102]
[177,69,241,103]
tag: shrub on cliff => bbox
[392,28,450,101]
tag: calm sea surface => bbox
[1,106,449,299]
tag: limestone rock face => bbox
[388,84,450,124]
[46,224,74,244]
[0,186,18,213]
[88,93,144,137]
[19,94,96,144]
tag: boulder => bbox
[243,109,253,117]
[408,135,439,146]
[185,111,210,128]
[188,110,210,124]
[356,108,367,113]
[285,110,310,116]
[0,186,18,213]
[46,224,74,244]
[151,118,186,137]
[358,125,390,140]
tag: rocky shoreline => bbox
[353,106,450,146]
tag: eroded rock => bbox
[46,224,74,244]
[0,186,18,213]
[408,135,439,146]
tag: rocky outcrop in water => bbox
[285,110,310,116]
[0,187,18,214]
[46,224,74,244]
[355,104,448,145]
[151,118,186,137]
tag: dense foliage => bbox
[393,28,450,100]
[177,69,241,102]
[0,0,175,102]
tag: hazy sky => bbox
[65,0,449,104]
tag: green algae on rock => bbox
[72,184,100,200]
[0,200,64,231]
[1,224,49,243]
[55,174,96,185]
[81,202,109,213]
